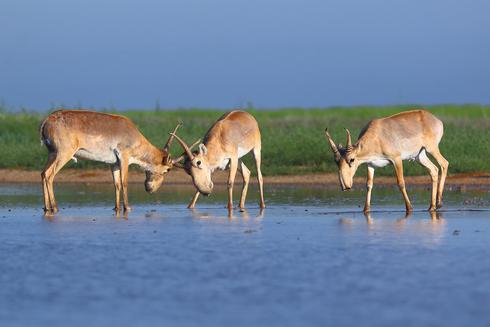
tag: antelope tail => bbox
[39,117,48,146]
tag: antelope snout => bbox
[200,189,212,196]
[145,181,160,194]
[199,182,214,196]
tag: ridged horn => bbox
[325,128,340,159]
[170,133,195,161]
[345,128,352,152]
[171,137,201,164]
[163,123,182,153]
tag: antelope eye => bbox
[349,158,355,163]
[197,160,202,166]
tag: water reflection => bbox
[42,213,55,222]
[5,182,487,210]
[190,207,265,223]
[42,208,132,222]
[338,210,447,246]
[360,211,413,224]
[115,210,129,220]
[339,210,445,226]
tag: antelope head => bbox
[171,133,214,196]
[144,123,181,193]
[325,128,360,191]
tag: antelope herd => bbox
[39,109,448,215]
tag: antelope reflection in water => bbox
[190,207,265,222]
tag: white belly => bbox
[237,146,250,158]
[218,158,230,170]
[401,150,420,161]
[369,158,391,168]
[215,146,251,171]
[75,148,118,164]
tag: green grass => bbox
[1,104,489,176]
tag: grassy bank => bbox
[0,105,489,176]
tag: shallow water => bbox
[1,184,490,327]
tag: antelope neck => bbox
[201,140,226,169]
[134,140,165,170]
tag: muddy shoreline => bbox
[1,169,490,190]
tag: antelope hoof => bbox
[43,209,54,216]
[436,202,443,209]
[260,203,266,209]
[187,204,195,209]
[113,206,120,212]
[363,207,370,214]
[428,206,436,212]
[124,207,132,213]
[52,206,59,213]
[227,204,233,210]
[406,206,413,213]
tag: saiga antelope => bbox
[40,110,180,214]
[325,110,449,213]
[171,110,265,210]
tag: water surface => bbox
[1,184,489,327]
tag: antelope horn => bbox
[189,138,201,150]
[345,128,352,151]
[325,128,340,158]
[170,133,195,161]
[172,138,201,164]
[163,122,183,153]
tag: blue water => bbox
[0,185,490,326]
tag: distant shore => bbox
[2,169,490,190]
[1,105,490,176]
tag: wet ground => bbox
[1,183,490,327]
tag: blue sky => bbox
[1,0,489,110]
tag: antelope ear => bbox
[199,143,208,155]
[163,153,172,165]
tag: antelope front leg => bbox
[393,157,413,212]
[119,158,131,213]
[238,161,251,210]
[188,191,200,209]
[227,157,238,210]
[363,166,375,213]
[110,165,121,212]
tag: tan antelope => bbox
[39,110,181,214]
[171,110,265,210]
[325,110,449,213]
